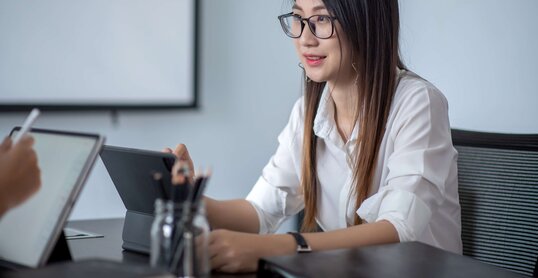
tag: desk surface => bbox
[66,218,252,278]
[5,218,527,278]
[67,218,144,264]
[259,241,527,278]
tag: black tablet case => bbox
[100,145,176,254]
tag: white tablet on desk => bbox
[0,128,104,268]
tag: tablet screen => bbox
[0,128,104,267]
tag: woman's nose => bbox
[299,24,319,46]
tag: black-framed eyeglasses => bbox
[278,12,337,39]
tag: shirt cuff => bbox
[357,189,432,242]
[246,176,291,234]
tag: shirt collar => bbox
[314,68,405,144]
[312,86,334,139]
[312,86,359,145]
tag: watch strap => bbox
[288,232,312,253]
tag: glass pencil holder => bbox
[150,199,210,277]
[150,198,175,270]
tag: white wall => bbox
[399,0,538,133]
[0,0,536,228]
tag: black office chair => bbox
[452,129,538,277]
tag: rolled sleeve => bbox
[246,176,300,234]
[358,186,432,241]
[246,144,304,233]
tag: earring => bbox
[298,63,311,83]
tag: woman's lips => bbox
[304,55,326,66]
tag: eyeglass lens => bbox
[281,15,333,39]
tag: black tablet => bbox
[0,128,105,268]
[100,145,176,215]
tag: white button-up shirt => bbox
[246,70,462,254]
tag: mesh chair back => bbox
[452,129,538,277]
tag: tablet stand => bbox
[121,210,154,254]
[46,231,72,264]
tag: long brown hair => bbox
[300,0,406,232]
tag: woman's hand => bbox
[209,230,264,273]
[208,229,296,273]
[164,144,195,177]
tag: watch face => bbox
[297,246,312,253]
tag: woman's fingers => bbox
[207,230,259,273]
[165,143,196,185]
[173,144,194,177]
[173,144,190,160]
[208,230,229,270]
[171,160,189,184]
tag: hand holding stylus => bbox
[0,136,41,216]
[13,108,40,144]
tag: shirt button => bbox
[346,155,353,167]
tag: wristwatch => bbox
[288,232,312,253]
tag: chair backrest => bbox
[452,129,538,277]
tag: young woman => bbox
[167,0,461,273]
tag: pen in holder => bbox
[150,166,211,277]
[169,200,210,277]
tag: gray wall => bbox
[0,1,536,227]
[399,0,538,133]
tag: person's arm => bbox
[205,197,260,233]
[302,220,398,250]
[208,220,398,273]
[0,195,9,217]
[0,136,41,217]
[165,144,261,233]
